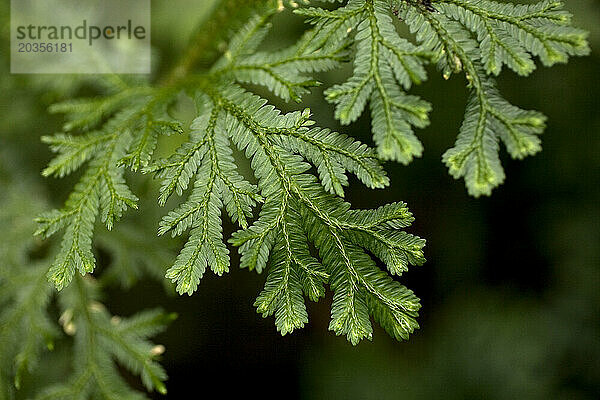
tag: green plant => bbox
[0,0,589,398]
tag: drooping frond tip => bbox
[297,0,588,196]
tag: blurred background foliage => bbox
[0,0,598,399]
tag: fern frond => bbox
[0,171,59,396]
[298,0,432,163]
[401,7,548,195]
[36,88,182,290]
[0,263,57,391]
[295,0,588,194]
[36,128,137,290]
[137,74,423,342]
[1,167,173,399]
[33,276,173,399]
[213,9,351,102]
[35,0,588,348]
[438,0,590,75]
[442,69,546,195]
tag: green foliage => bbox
[0,158,173,400]
[296,0,589,196]
[299,0,432,164]
[0,0,594,397]
[36,2,428,347]
[35,277,174,400]
[0,176,57,397]
[19,0,587,395]
[36,87,182,291]
[34,0,588,348]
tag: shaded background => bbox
[1,0,598,399]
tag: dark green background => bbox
[1,1,598,398]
